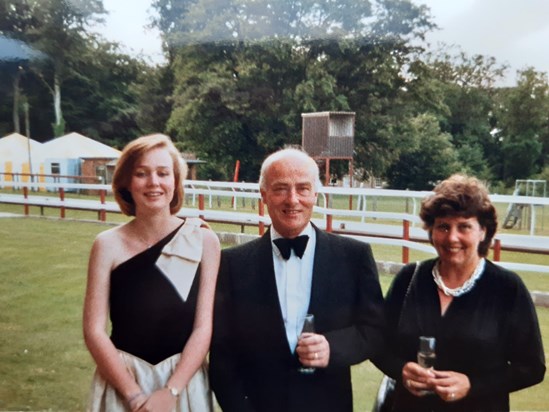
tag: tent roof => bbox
[0,35,45,63]
[0,133,45,163]
[41,132,121,159]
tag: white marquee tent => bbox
[0,133,45,186]
[0,132,122,189]
[40,132,121,159]
[40,132,121,187]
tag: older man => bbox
[210,148,385,412]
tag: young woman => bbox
[83,134,220,411]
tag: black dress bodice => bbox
[109,225,200,365]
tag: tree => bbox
[424,45,508,89]
[133,64,174,136]
[153,0,390,46]
[0,36,44,135]
[60,37,146,146]
[0,0,106,136]
[418,46,508,180]
[0,0,152,144]
[154,0,435,180]
[0,1,47,135]
[386,113,462,190]
[496,68,548,182]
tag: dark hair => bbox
[420,174,497,257]
[112,134,187,216]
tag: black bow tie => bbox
[273,235,309,260]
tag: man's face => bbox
[260,156,318,238]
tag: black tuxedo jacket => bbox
[210,225,385,412]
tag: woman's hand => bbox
[135,388,177,412]
[128,392,147,412]
[402,362,436,397]
[430,369,471,402]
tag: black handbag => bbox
[372,374,396,412]
[372,262,421,412]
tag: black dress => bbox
[375,258,545,412]
[109,223,199,365]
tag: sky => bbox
[98,0,549,87]
[98,0,164,65]
[419,0,549,86]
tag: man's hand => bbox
[296,333,330,368]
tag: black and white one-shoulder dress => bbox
[88,218,212,412]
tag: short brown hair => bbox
[420,174,497,257]
[112,134,187,216]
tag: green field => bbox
[0,216,547,411]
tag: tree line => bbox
[1,0,548,190]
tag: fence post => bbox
[258,199,265,236]
[59,188,65,219]
[23,186,29,215]
[493,238,501,262]
[326,214,333,233]
[402,219,410,264]
[99,189,106,222]
[198,194,205,219]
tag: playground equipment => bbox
[503,180,547,230]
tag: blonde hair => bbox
[112,134,187,216]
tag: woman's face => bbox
[129,147,175,215]
[431,215,486,268]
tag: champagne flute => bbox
[297,314,315,374]
[417,336,436,394]
[417,336,436,369]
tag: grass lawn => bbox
[0,218,106,411]
[0,217,547,410]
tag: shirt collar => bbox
[271,223,313,241]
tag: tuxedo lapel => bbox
[308,227,332,315]
[251,232,293,353]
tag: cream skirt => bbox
[87,351,213,412]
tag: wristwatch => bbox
[167,385,180,397]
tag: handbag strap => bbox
[398,261,421,322]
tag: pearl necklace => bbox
[432,258,485,297]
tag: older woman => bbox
[83,134,220,411]
[374,174,545,411]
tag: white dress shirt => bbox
[271,223,316,353]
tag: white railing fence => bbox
[1,179,548,276]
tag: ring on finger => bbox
[406,379,412,388]
[314,352,318,360]
[449,392,455,400]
